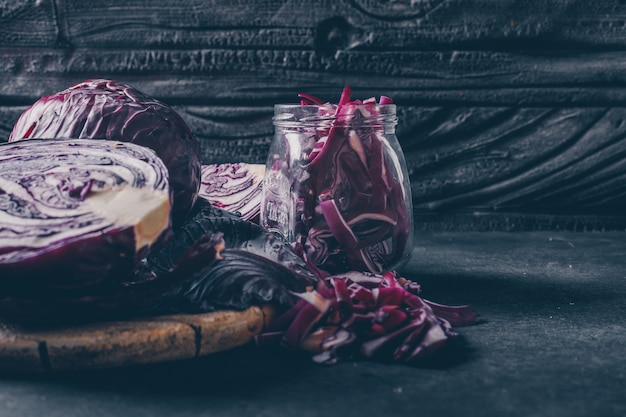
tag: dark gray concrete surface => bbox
[1,232,625,417]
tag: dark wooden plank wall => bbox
[2,0,626,230]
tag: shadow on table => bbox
[3,335,479,395]
[6,344,316,394]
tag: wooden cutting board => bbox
[0,305,274,373]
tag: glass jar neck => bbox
[273,104,397,131]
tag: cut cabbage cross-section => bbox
[0,139,172,296]
[8,79,202,223]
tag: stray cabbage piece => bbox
[8,79,202,223]
[0,139,172,300]
[144,198,320,314]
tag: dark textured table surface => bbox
[1,231,625,417]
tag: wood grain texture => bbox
[2,0,626,229]
[0,306,273,372]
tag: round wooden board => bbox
[0,305,274,373]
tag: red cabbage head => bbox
[9,79,201,223]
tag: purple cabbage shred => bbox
[256,269,479,366]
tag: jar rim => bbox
[274,103,396,111]
[273,103,397,126]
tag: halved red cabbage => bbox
[0,139,172,298]
[0,228,226,325]
[8,79,201,223]
[199,163,264,223]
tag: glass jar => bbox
[261,102,413,275]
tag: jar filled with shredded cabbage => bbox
[261,87,413,274]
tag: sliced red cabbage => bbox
[8,79,201,223]
[255,270,479,366]
[0,139,172,299]
[199,163,265,223]
[268,87,411,274]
